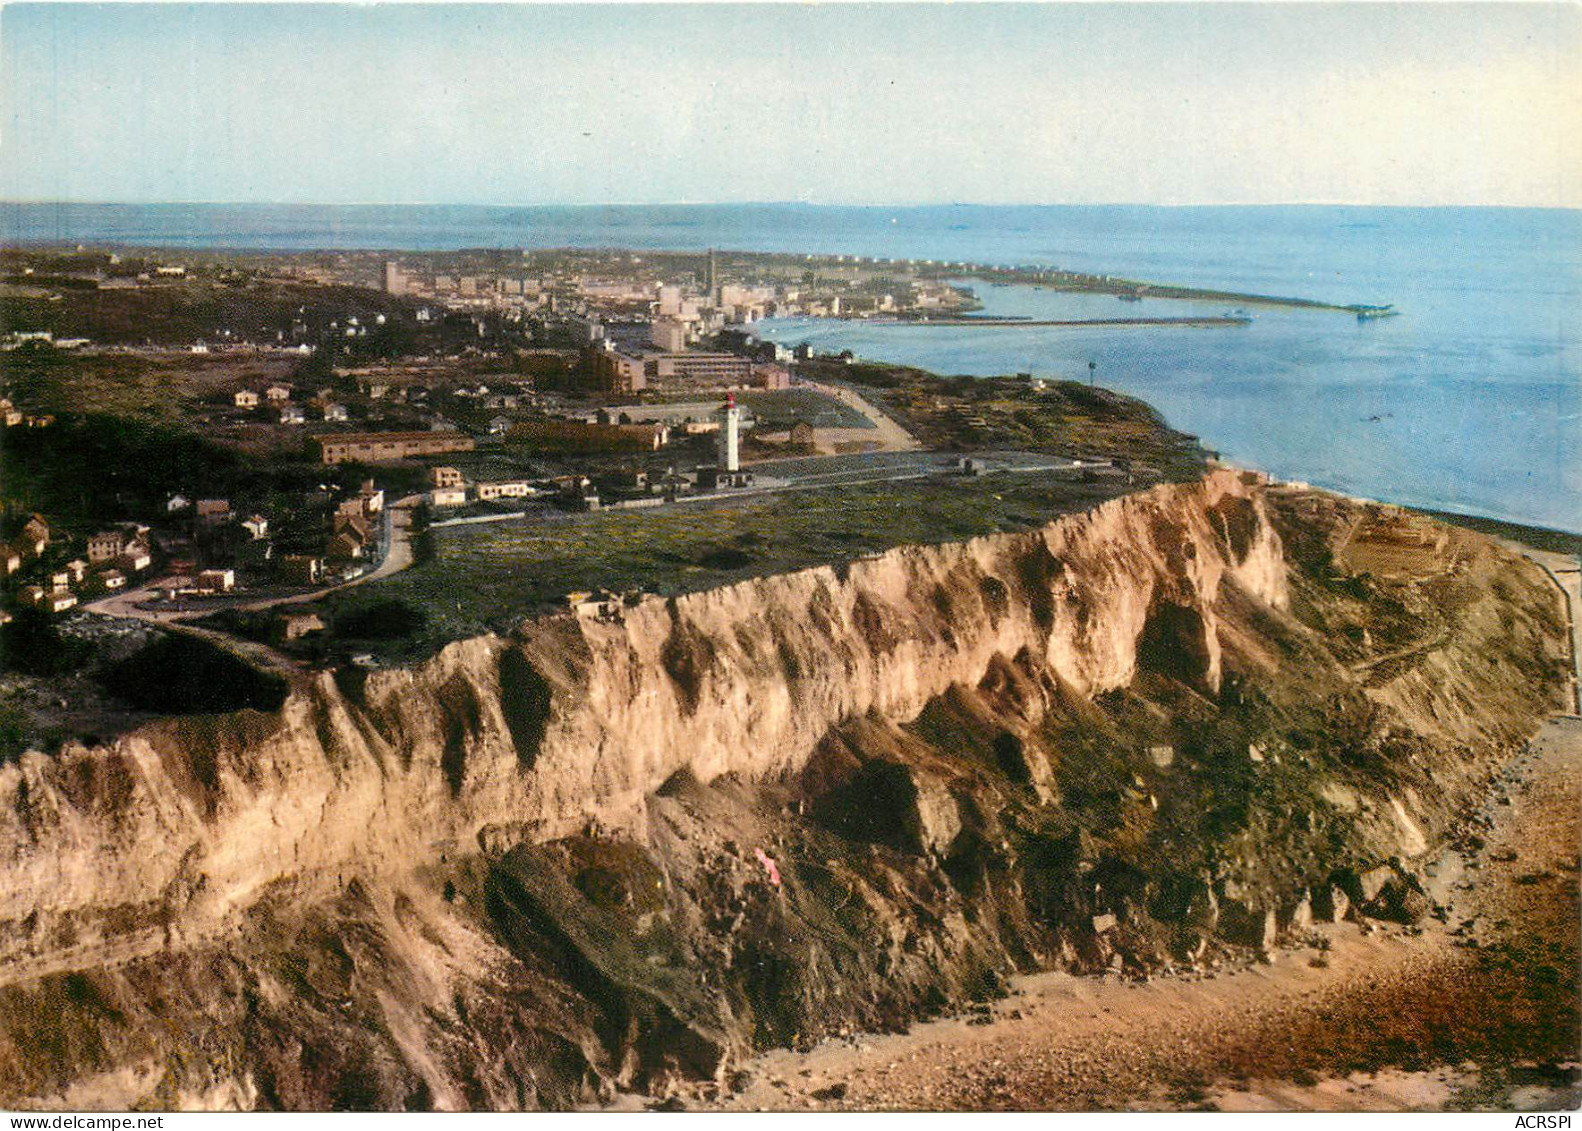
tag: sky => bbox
[2,2,1579,208]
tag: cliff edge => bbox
[0,470,1568,1109]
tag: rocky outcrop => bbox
[0,472,1567,1109]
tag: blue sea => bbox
[4,202,1578,533]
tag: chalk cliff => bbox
[0,471,1567,1109]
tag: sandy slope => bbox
[687,717,1581,1113]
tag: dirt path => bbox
[685,717,1580,1112]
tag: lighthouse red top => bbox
[725,393,736,408]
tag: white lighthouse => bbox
[717,393,740,473]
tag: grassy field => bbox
[324,471,1130,655]
[0,345,301,427]
[799,360,1208,481]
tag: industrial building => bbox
[589,343,755,394]
[314,432,477,465]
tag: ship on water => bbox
[1353,303,1399,322]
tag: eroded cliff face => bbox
[0,472,1567,1110]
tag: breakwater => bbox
[870,315,1254,329]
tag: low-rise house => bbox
[233,389,260,409]
[17,515,49,557]
[195,499,232,528]
[321,403,349,422]
[166,493,192,513]
[48,569,72,592]
[264,384,293,404]
[121,543,153,572]
[568,589,624,620]
[327,530,366,559]
[278,404,306,425]
[196,568,235,592]
[430,486,468,507]
[358,481,384,514]
[754,363,792,390]
[88,530,128,563]
[334,512,372,545]
[241,514,270,540]
[430,466,465,488]
[274,612,325,643]
[100,569,127,591]
[313,432,474,465]
[23,585,76,614]
[2,548,20,576]
[487,415,512,435]
[555,475,593,499]
[475,480,536,501]
[155,576,193,600]
[65,559,88,584]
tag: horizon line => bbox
[3,198,1577,213]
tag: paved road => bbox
[1509,541,1582,716]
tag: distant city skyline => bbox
[3,2,1578,209]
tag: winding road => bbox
[83,495,422,628]
[75,496,423,675]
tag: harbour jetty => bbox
[931,264,1387,315]
[871,315,1254,329]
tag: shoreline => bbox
[1417,509,1582,558]
[0,233,1380,317]
[672,715,1582,1114]
[1195,465,1582,556]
